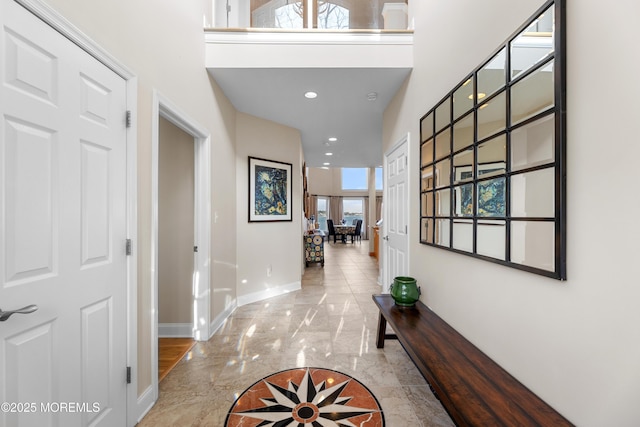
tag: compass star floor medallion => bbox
[225,367,385,427]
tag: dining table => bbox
[333,224,356,243]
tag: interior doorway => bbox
[151,92,211,402]
[158,118,195,337]
[383,133,410,291]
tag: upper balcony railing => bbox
[204,0,409,31]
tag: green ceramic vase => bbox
[390,276,421,307]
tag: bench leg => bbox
[376,313,387,348]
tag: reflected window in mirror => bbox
[419,0,565,280]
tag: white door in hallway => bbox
[0,1,128,425]
[383,136,409,292]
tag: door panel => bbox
[384,138,409,291]
[0,1,128,425]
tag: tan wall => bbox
[158,118,194,325]
[236,113,303,301]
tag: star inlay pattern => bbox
[225,367,385,427]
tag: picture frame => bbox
[249,156,293,222]
[454,162,506,217]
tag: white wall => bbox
[235,113,304,304]
[384,1,640,425]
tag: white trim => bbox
[158,323,194,338]
[10,1,139,426]
[204,29,413,46]
[236,281,302,307]
[14,0,135,79]
[151,90,212,408]
[209,302,238,339]
[136,386,155,424]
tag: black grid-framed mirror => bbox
[419,0,566,280]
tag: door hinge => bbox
[194,246,198,253]
[126,366,132,384]
[125,110,132,128]
[126,239,132,256]
[226,4,231,13]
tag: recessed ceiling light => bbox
[321,167,329,170]
[367,92,378,101]
[328,137,337,142]
[304,91,318,99]
[323,162,330,166]
[325,152,333,156]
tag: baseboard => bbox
[209,301,237,339]
[136,385,156,424]
[158,323,192,338]
[236,281,301,307]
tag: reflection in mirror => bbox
[421,112,434,142]
[510,5,554,79]
[421,218,433,243]
[452,220,473,252]
[511,221,555,271]
[477,47,506,99]
[435,219,450,247]
[477,220,506,259]
[511,59,554,125]
[511,115,554,171]
[453,112,474,151]
[453,150,474,184]
[477,135,506,176]
[477,91,506,141]
[510,168,554,217]
[435,98,450,133]
[422,192,434,216]
[421,139,434,167]
[435,188,451,216]
[454,183,473,217]
[435,159,451,188]
[477,177,506,217]
[435,128,451,161]
[453,78,474,120]
[421,166,434,191]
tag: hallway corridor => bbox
[138,241,453,426]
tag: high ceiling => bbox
[208,67,411,168]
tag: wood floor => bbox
[158,337,196,382]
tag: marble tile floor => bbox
[137,241,454,427]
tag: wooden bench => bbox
[372,294,573,426]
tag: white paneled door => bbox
[383,136,409,292]
[0,1,128,426]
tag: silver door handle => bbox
[0,304,38,322]
[383,236,389,240]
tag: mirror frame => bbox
[418,0,566,280]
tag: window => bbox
[341,168,368,190]
[317,3,349,29]
[342,198,364,228]
[375,167,383,190]
[317,197,328,232]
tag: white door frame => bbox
[151,91,211,402]
[11,0,139,425]
[382,133,410,293]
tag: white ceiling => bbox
[208,67,411,167]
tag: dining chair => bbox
[350,219,363,243]
[327,219,337,243]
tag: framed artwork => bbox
[249,156,292,222]
[454,162,506,217]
